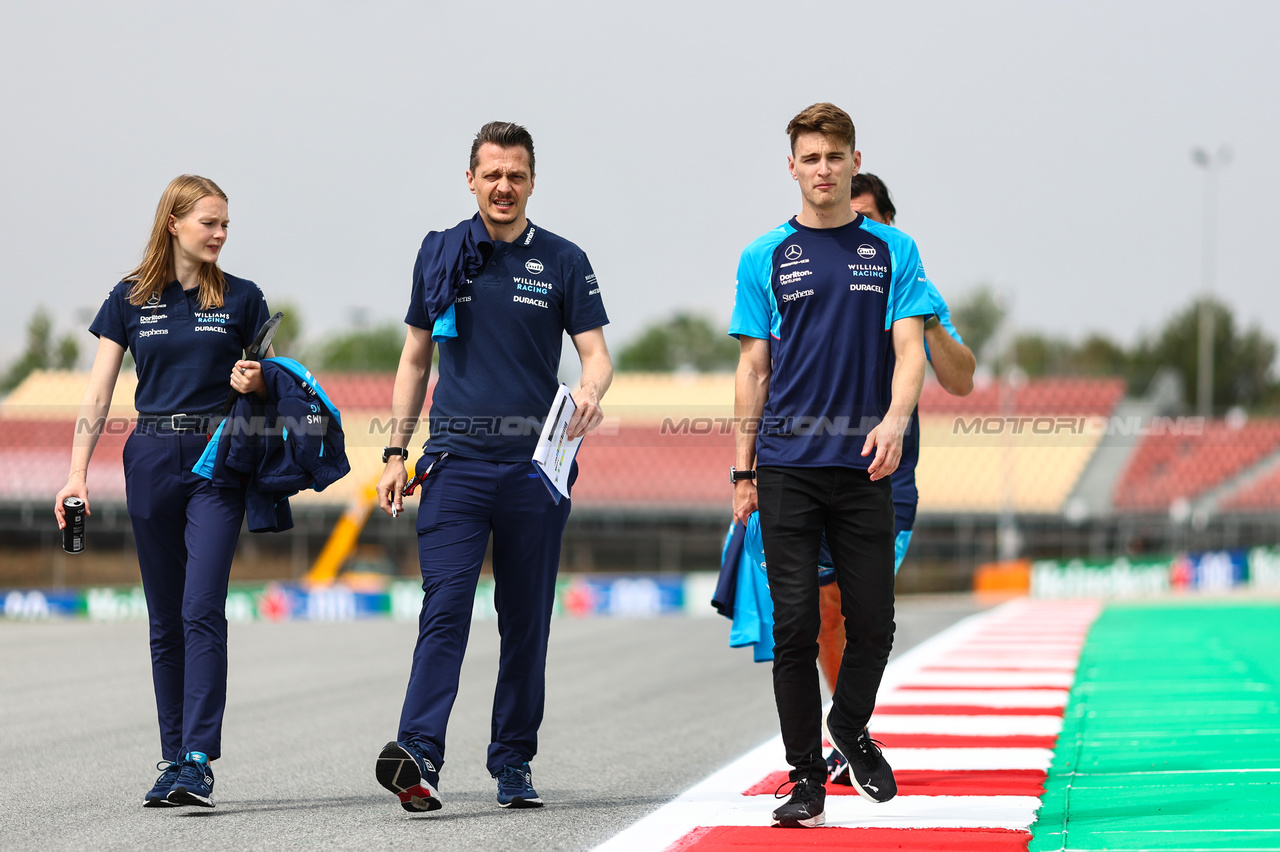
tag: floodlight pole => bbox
[1191,146,1232,418]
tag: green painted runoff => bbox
[1030,600,1280,851]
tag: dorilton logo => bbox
[525,259,544,275]
[857,244,877,259]
[784,245,803,261]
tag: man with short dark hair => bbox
[374,120,612,813]
[730,103,933,828]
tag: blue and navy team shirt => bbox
[405,220,609,461]
[729,214,934,469]
[90,274,271,414]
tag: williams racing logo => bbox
[194,311,230,334]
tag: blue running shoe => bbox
[143,760,182,807]
[495,762,543,808]
[166,751,215,808]
[376,741,442,812]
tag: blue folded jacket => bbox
[193,357,351,532]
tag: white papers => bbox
[532,384,582,503]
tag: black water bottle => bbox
[62,497,86,554]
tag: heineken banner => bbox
[1031,545,1278,598]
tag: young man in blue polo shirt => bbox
[730,103,933,828]
[374,121,612,813]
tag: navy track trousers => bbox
[123,424,245,761]
[399,455,574,775]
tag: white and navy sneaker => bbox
[825,714,896,803]
[826,748,853,786]
[770,776,826,828]
[494,762,543,809]
[166,751,215,808]
[143,760,182,807]
[377,740,442,812]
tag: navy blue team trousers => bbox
[399,455,573,776]
[123,424,244,761]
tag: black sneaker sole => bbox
[771,812,826,828]
[142,797,179,808]
[498,796,544,809]
[167,787,214,808]
[376,742,442,812]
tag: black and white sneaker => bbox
[770,777,826,828]
[825,715,896,803]
[376,740,442,812]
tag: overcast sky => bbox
[2,1,1277,381]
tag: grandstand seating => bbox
[315,373,401,413]
[572,425,732,510]
[1112,420,1280,513]
[0,370,137,420]
[918,376,1125,416]
[915,415,1102,515]
[0,420,128,502]
[1220,461,1280,512]
[25,369,1259,520]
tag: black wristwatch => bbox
[730,466,756,485]
[382,446,409,464]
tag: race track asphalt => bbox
[0,594,988,852]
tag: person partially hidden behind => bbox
[819,171,976,784]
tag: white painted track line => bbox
[869,714,1063,736]
[898,670,1076,688]
[880,747,1054,771]
[881,689,1068,707]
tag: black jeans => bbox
[757,465,896,783]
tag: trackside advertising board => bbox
[1031,545,1278,598]
[1,572,718,622]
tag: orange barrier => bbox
[974,559,1031,594]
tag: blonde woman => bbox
[54,175,273,809]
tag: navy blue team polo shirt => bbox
[90,274,271,414]
[729,214,933,470]
[405,220,609,461]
